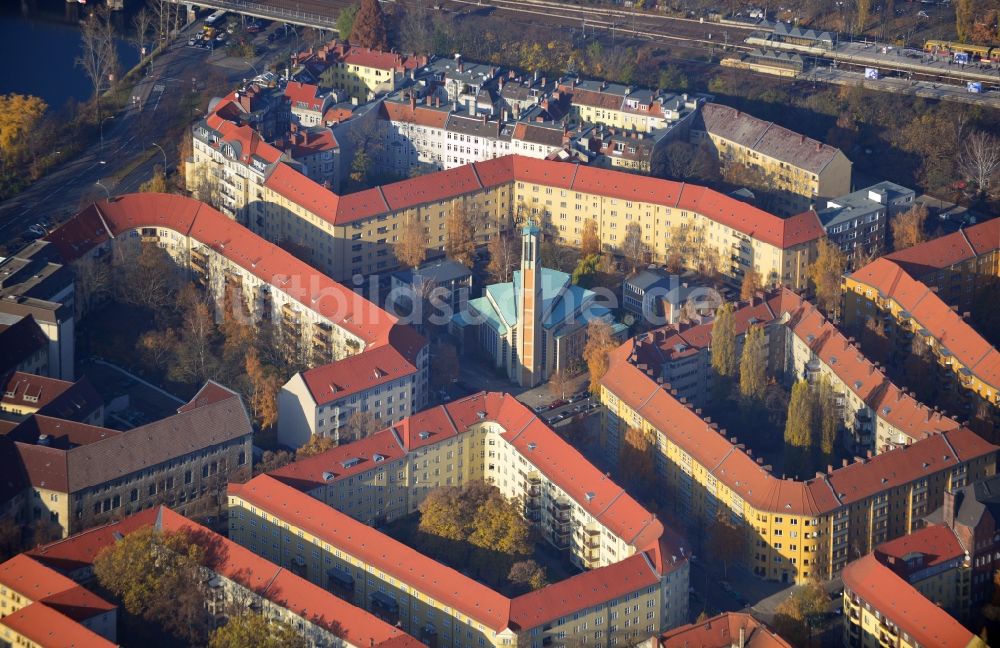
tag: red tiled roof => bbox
[884,218,1000,277]
[176,380,239,413]
[843,554,977,648]
[0,554,81,602]
[29,506,416,646]
[602,323,997,517]
[300,343,418,405]
[0,601,117,648]
[260,391,683,631]
[849,257,1000,391]
[212,120,284,166]
[381,100,450,129]
[658,611,793,648]
[874,523,965,580]
[1,372,73,410]
[48,194,398,347]
[284,81,325,111]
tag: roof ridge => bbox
[940,428,960,461]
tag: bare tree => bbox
[131,8,154,62]
[487,232,518,283]
[75,5,119,119]
[960,131,1000,197]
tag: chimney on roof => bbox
[756,457,763,465]
[843,459,849,467]
[943,489,959,527]
[410,93,416,110]
[815,141,822,152]
[866,450,873,459]
[800,134,806,144]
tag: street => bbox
[0,18,284,256]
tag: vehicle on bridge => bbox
[205,9,226,26]
[924,39,1000,63]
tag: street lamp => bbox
[151,142,168,171]
[99,115,115,163]
[95,181,111,201]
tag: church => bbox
[452,223,621,387]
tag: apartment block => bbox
[0,554,117,648]
[843,219,1000,411]
[24,506,421,648]
[692,103,852,215]
[3,381,252,538]
[627,289,958,454]
[555,78,701,134]
[0,240,76,381]
[872,524,971,617]
[926,475,1000,607]
[293,41,427,102]
[45,193,427,390]
[230,392,690,646]
[277,332,427,449]
[842,547,984,648]
[817,181,915,264]
[600,321,997,584]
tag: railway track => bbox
[441,0,756,51]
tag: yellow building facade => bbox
[229,393,690,647]
[600,341,997,585]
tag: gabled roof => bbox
[261,391,683,631]
[884,218,1000,277]
[848,256,1000,391]
[843,554,979,648]
[601,302,997,517]
[27,506,417,646]
[658,611,793,648]
[873,523,965,581]
[13,381,250,494]
[299,341,419,405]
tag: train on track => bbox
[924,40,1000,63]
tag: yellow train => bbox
[924,39,1000,62]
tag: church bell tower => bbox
[516,223,543,387]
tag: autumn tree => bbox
[297,434,337,458]
[431,341,459,389]
[855,0,871,34]
[773,582,829,647]
[620,221,649,273]
[738,324,767,403]
[0,94,47,172]
[94,527,210,645]
[76,5,119,116]
[580,219,601,257]
[139,327,179,373]
[740,268,762,302]
[394,214,427,269]
[336,3,359,39]
[807,239,847,318]
[487,232,518,283]
[508,560,548,593]
[349,0,388,50]
[583,319,617,394]
[245,347,280,430]
[139,165,168,193]
[209,614,308,648]
[816,376,839,461]
[707,512,745,578]
[956,0,974,42]
[711,302,738,378]
[619,426,655,493]
[785,380,816,473]
[444,203,477,267]
[170,298,220,385]
[890,203,928,251]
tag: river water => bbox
[0,0,139,110]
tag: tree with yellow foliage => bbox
[583,319,617,394]
[0,94,47,171]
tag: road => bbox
[0,19,283,257]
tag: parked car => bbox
[215,32,227,42]
[187,37,197,46]
[548,399,568,410]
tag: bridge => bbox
[167,0,342,30]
